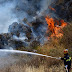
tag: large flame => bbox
[45,16,67,40]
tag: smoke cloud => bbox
[0,0,56,49]
[0,0,53,33]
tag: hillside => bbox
[0,0,72,72]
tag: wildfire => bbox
[49,6,56,12]
[45,16,67,40]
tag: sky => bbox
[0,0,52,33]
[0,1,17,33]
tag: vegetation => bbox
[0,23,72,72]
[0,63,64,72]
[59,24,72,56]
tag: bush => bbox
[59,24,72,56]
[60,24,72,48]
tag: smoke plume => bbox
[0,0,71,49]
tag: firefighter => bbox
[60,49,71,72]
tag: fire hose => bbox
[0,49,60,60]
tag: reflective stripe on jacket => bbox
[61,54,71,67]
[66,57,71,62]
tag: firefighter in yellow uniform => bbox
[61,49,71,72]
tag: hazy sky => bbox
[0,1,17,33]
[0,0,52,33]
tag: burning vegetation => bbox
[0,0,72,72]
[0,0,72,50]
[45,16,67,40]
[49,6,56,12]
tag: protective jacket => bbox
[61,54,71,68]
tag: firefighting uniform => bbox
[61,54,71,72]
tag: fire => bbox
[49,6,56,12]
[45,16,67,39]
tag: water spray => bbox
[0,49,60,60]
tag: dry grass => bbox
[0,57,71,72]
[37,40,65,57]
[0,53,67,72]
[59,24,72,56]
[0,62,65,72]
[60,24,72,47]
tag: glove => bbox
[58,57,61,60]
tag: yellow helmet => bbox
[64,49,68,54]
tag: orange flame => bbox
[45,16,67,40]
[49,6,56,12]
